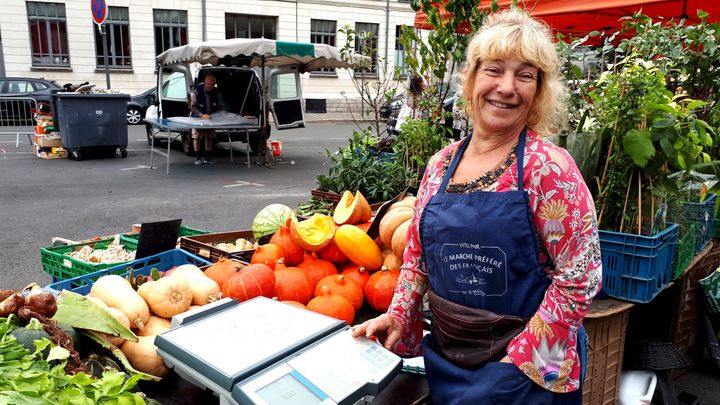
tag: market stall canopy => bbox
[414,0,720,39]
[156,38,367,71]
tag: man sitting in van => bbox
[190,74,221,165]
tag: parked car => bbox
[0,77,61,126]
[385,93,456,136]
[127,88,157,125]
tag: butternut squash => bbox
[121,335,169,377]
[102,307,131,346]
[145,276,192,318]
[137,315,171,337]
[379,207,413,247]
[90,275,150,330]
[170,264,221,305]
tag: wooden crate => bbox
[583,299,634,405]
[180,230,258,263]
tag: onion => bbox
[24,283,57,318]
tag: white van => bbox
[146,38,360,155]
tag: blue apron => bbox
[419,129,587,404]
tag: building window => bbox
[395,25,408,78]
[94,7,131,68]
[226,14,277,39]
[154,9,187,56]
[355,22,379,75]
[27,2,70,66]
[310,19,336,74]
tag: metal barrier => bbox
[0,96,38,148]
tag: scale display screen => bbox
[155,297,344,391]
[256,373,323,405]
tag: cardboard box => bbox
[34,134,63,148]
[35,145,67,159]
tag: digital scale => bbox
[155,297,402,405]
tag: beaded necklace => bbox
[444,141,519,193]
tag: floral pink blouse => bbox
[387,131,602,393]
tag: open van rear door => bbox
[269,67,304,129]
[157,64,193,118]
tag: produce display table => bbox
[144,117,258,174]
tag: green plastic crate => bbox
[40,237,136,281]
[119,225,211,251]
[672,224,698,280]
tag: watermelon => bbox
[252,204,297,239]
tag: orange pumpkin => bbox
[251,243,285,270]
[356,220,373,233]
[388,196,417,211]
[204,257,244,288]
[314,274,363,311]
[333,190,372,225]
[222,263,275,302]
[270,217,305,266]
[334,225,383,271]
[274,261,313,304]
[290,214,336,251]
[318,238,348,264]
[364,267,399,312]
[340,264,370,289]
[298,253,338,289]
[307,285,355,325]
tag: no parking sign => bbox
[91,0,107,26]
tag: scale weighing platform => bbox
[155,297,402,405]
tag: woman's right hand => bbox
[351,314,403,350]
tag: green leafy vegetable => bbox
[52,292,137,342]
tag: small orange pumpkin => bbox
[391,219,412,259]
[298,252,338,289]
[222,263,276,302]
[274,261,313,304]
[204,257,244,288]
[318,238,348,264]
[314,274,363,311]
[364,267,400,312]
[307,285,355,325]
[270,217,305,266]
[281,300,307,309]
[251,243,285,270]
[334,225,383,271]
[340,264,370,289]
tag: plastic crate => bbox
[672,224,698,280]
[119,225,211,251]
[599,223,679,303]
[683,193,716,254]
[40,237,136,281]
[583,299,633,405]
[180,230,258,263]
[45,248,210,295]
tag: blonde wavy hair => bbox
[462,9,567,137]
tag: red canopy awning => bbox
[414,0,720,40]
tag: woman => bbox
[352,9,601,404]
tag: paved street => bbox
[0,121,363,290]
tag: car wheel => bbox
[145,125,155,146]
[127,107,142,125]
[181,131,194,156]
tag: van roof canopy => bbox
[156,38,365,71]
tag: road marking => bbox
[223,180,264,188]
[120,165,151,171]
[293,137,312,140]
[328,137,348,140]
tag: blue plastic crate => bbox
[599,223,679,303]
[683,193,716,254]
[45,249,210,295]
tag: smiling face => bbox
[470,59,539,138]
